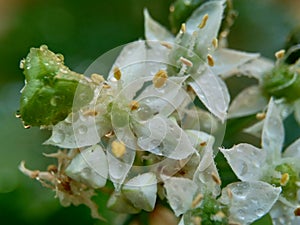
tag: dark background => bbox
[0,0,298,224]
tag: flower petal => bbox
[262,98,284,161]
[135,115,196,159]
[108,40,170,85]
[163,176,198,216]
[186,0,225,56]
[107,141,136,191]
[189,67,230,122]
[44,110,106,148]
[243,120,264,138]
[65,145,108,188]
[144,9,174,42]
[226,56,274,80]
[220,181,281,225]
[123,172,157,211]
[212,48,259,77]
[283,137,300,158]
[228,85,268,118]
[136,76,189,117]
[194,142,221,197]
[220,143,267,181]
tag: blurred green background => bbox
[0,0,299,224]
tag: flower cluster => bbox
[17,0,300,224]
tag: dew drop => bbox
[50,96,60,106]
[240,161,248,176]
[52,130,65,143]
[40,45,48,51]
[56,53,64,62]
[15,110,21,118]
[135,104,153,121]
[255,208,265,217]
[78,125,88,134]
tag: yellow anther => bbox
[169,5,175,12]
[207,54,215,67]
[191,216,202,225]
[211,172,221,185]
[192,193,203,208]
[227,188,233,199]
[91,73,105,84]
[160,41,173,49]
[113,67,122,80]
[129,100,139,111]
[111,140,126,158]
[200,141,207,147]
[153,70,168,88]
[198,14,209,29]
[275,49,285,60]
[256,112,266,120]
[83,110,98,117]
[215,211,226,219]
[180,57,193,67]
[181,23,186,33]
[280,173,290,186]
[294,207,300,216]
[212,38,218,49]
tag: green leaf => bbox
[19,45,93,126]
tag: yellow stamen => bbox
[160,41,173,49]
[129,100,139,111]
[192,193,203,208]
[83,110,98,117]
[212,38,218,49]
[113,67,122,80]
[256,112,266,120]
[211,172,221,185]
[191,216,202,225]
[200,141,207,147]
[280,173,290,186]
[227,188,233,199]
[207,54,215,67]
[198,14,209,29]
[275,49,285,59]
[111,140,126,158]
[180,57,193,67]
[181,23,186,33]
[153,70,168,88]
[294,207,300,216]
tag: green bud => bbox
[19,45,93,126]
[262,64,300,102]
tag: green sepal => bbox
[19,45,93,126]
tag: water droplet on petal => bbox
[135,104,153,121]
[52,129,65,143]
[78,125,88,134]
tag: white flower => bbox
[221,98,300,224]
[163,130,280,225]
[228,46,300,125]
[142,0,259,121]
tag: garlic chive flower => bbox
[221,98,300,224]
